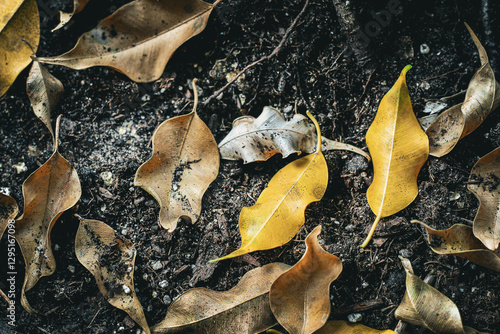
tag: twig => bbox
[88,307,104,328]
[350,67,376,110]
[333,299,384,314]
[203,0,310,105]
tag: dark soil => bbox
[1,0,499,333]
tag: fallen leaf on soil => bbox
[0,0,40,97]
[362,65,429,248]
[315,320,397,334]
[36,0,214,82]
[426,23,500,157]
[212,112,328,261]
[75,218,150,334]
[219,106,370,163]
[26,61,64,148]
[150,262,290,333]
[14,117,81,313]
[395,256,481,334]
[52,0,90,31]
[0,194,18,304]
[269,225,342,334]
[467,147,500,251]
[134,80,219,232]
[413,220,500,272]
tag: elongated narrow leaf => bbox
[52,0,90,31]
[0,194,18,304]
[219,106,369,163]
[75,218,150,334]
[362,65,429,248]
[269,226,342,334]
[468,148,500,250]
[426,23,500,157]
[26,61,64,148]
[150,263,290,333]
[414,221,500,272]
[213,112,328,261]
[135,81,219,232]
[37,0,213,82]
[0,0,40,97]
[315,321,397,334]
[14,119,81,313]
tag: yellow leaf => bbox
[0,193,18,305]
[36,0,214,82]
[362,65,429,248]
[468,147,500,250]
[134,80,219,232]
[413,221,500,272]
[75,218,150,334]
[52,0,90,31]
[269,225,342,334]
[0,0,40,97]
[315,320,397,334]
[212,112,328,261]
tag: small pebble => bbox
[420,43,430,54]
[141,94,150,102]
[362,282,369,288]
[0,187,10,196]
[163,295,172,305]
[121,229,128,236]
[68,265,75,273]
[143,273,148,280]
[399,249,413,258]
[152,291,158,298]
[152,260,163,270]
[28,145,41,157]
[122,285,131,294]
[101,171,114,186]
[13,162,27,174]
[159,280,168,288]
[347,313,363,322]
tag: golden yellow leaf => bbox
[36,0,214,82]
[14,117,81,313]
[362,65,429,248]
[468,147,500,250]
[150,263,290,333]
[426,23,500,157]
[0,0,40,97]
[75,218,150,334]
[0,193,18,305]
[315,320,397,334]
[212,112,328,261]
[52,0,90,31]
[269,225,342,334]
[413,221,500,272]
[134,80,219,232]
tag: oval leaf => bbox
[52,0,90,31]
[0,194,18,304]
[468,147,500,250]
[36,0,213,82]
[213,112,328,261]
[362,65,429,247]
[0,0,40,97]
[315,320,397,334]
[426,23,500,157]
[75,218,150,334]
[269,225,342,334]
[413,221,500,272]
[150,262,290,333]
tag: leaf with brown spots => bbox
[75,218,150,334]
[36,0,214,82]
[0,194,18,305]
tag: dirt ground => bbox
[1,0,499,333]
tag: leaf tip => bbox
[402,64,412,76]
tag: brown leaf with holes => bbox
[269,225,342,334]
[75,218,150,334]
[0,194,18,305]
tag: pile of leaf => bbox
[1,0,499,333]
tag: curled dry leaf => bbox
[315,320,397,334]
[426,23,500,157]
[52,0,90,31]
[75,219,150,334]
[468,147,500,250]
[37,0,213,82]
[212,112,328,261]
[26,61,64,147]
[219,106,370,164]
[395,256,479,334]
[0,194,18,304]
[0,0,40,97]
[150,263,290,333]
[134,80,219,232]
[362,65,429,248]
[269,225,342,334]
[413,220,500,272]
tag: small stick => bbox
[203,0,310,105]
[333,299,384,314]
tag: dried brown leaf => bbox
[426,23,500,157]
[150,262,291,333]
[468,147,500,250]
[75,218,150,334]
[0,194,18,304]
[52,0,90,31]
[269,225,342,334]
[36,0,213,82]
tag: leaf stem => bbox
[54,114,62,152]
[192,79,199,114]
[361,214,381,248]
[306,111,321,153]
